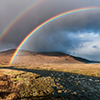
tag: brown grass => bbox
[1,63,100,78]
[0,49,100,78]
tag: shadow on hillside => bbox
[0,66,100,99]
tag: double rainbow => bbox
[9,7,100,65]
[0,0,44,42]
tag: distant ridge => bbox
[0,49,16,55]
[0,49,37,56]
[38,52,67,56]
[0,49,100,64]
[39,52,100,63]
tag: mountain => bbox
[0,49,100,65]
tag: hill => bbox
[0,49,99,65]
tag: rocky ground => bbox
[0,67,100,100]
[24,68,100,100]
[50,71,100,100]
[0,69,55,100]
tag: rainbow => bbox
[9,7,100,65]
[0,0,44,42]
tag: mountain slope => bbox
[0,49,99,65]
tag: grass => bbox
[71,70,78,72]
[36,67,40,69]
[7,71,21,74]
[97,73,100,75]
[11,78,23,81]
[0,63,100,78]
[49,68,53,70]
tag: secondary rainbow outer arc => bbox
[9,7,100,65]
[0,0,44,42]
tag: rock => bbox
[0,81,7,86]
[6,93,17,100]
[58,77,61,80]
[58,90,63,93]
[68,90,71,92]
[55,79,59,82]
[0,69,55,100]
[88,83,91,85]
[56,86,61,90]
[76,83,79,85]
[56,83,60,86]
[64,90,67,93]
[69,80,71,82]
[72,91,77,96]
[60,85,63,89]
[82,90,85,92]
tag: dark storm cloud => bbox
[0,0,100,61]
[1,0,100,43]
[0,42,16,52]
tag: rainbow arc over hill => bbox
[9,7,100,65]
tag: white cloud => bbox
[66,31,100,61]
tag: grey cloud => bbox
[0,42,16,52]
[93,46,99,49]
[0,0,100,61]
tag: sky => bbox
[0,0,100,61]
